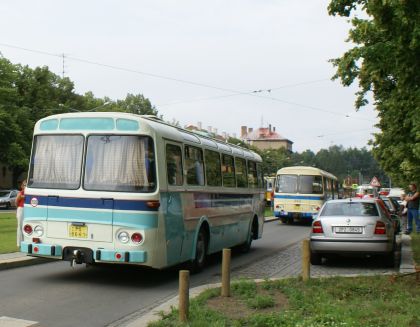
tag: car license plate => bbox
[335,226,363,234]
[69,225,88,238]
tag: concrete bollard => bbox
[302,239,310,281]
[178,270,190,322]
[221,248,231,297]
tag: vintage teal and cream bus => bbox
[20,112,265,271]
[273,166,338,224]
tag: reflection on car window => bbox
[321,202,379,217]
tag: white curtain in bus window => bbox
[84,135,152,191]
[29,135,83,189]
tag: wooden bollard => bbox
[178,270,190,322]
[221,248,231,297]
[302,239,310,281]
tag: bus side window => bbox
[222,154,235,187]
[235,157,248,188]
[185,145,205,186]
[166,144,183,186]
[205,150,222,186]
[257,163,263,189]
[247,161,258,188]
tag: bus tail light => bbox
[146,201,160,209]
[312,221,323,234]
[118,231,130,243]
[23,224,33,235]
[374,221,386,235]
[131,233,143,244]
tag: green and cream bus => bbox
[20,112,265,271]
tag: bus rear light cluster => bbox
[117,231,144,244]
[23,224,33,235]
[312,221,323,234]
[131,233,143,244]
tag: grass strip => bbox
[0,212,18,254]
[148,275,419,327]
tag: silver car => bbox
[0,189,19,209]
[310,198,396,266]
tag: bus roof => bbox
[34,112,262,162]
[276,166,337,180]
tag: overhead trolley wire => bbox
[0,42,374,123]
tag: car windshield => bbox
[321,202,379,217]
[0,191,10,197]
[28,135,84,189]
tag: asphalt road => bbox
[0,221,311,327]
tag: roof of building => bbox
[244,127,292,143]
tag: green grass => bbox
[148,276,419,327]
[264,207,273,217]
[0,212,19,254]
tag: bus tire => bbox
[239,218,258,253]
[190,227,208,273]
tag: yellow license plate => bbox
[69,225,88,238]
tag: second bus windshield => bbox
[277,174,323,194]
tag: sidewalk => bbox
[0,251,51,271]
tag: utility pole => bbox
[62,53,66,78]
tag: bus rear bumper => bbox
[274,211,314,220]
[20,242,147,264]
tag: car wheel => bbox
[310,252,322,265]
[189,228,208,273]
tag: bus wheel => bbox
[239,221,256,253]
[190,228,208,273]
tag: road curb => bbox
[399,234,416,274]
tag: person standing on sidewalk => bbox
[15,180,26,248]
[405,183,419,234]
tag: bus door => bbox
[46,195,114,242]
[163,141,185,265]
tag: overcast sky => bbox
[0,0,377,152]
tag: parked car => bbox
[379,195,402,233]
[0,189,19,209]
[388,187,405,205]
[310,198,396,267]
[355,184,377,198]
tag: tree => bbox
[328,0,420,186]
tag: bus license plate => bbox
[69,225,88,238]
[335,226,363,234]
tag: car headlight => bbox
[118,231,130,243]
[34,225,44,237]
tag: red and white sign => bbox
[369,176,381,187]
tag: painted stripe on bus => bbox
[24,195,159,211]
[24,206,158,228]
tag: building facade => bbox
[240,125,293,152]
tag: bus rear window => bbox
[28,135,84,189]
[84,135,156,192]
